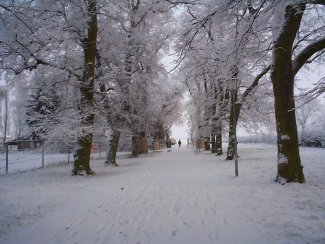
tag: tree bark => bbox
[211,133,216,153]
[204,136,210,150]
[226,65,240,160]
[72,0,97,175]
[211,116,223,155]
[226,91,240,160]
[271,3,305,183]
[215,118,223,155]
[105,129,120,166]
[131,131,139,157]
[211,81,225,155]
[3,88,8,145]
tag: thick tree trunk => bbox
[211,81,224,155]
[226,66,240,161]
[72,0,97,175]
[211,133,216,153]
[105,129,120,166]
[272,65,304,183]
[3,88,8,145]
[223,66,271,160]
[131,131,139,157]
[226,98,240,160]
[271,3,305,183]
[211,118,223,155]
[205,136,210,150]
[73,135,93,175]
[215,119,223,155]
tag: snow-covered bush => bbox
[301,130,325,148]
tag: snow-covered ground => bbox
[0,143,324,244]
[0,150,105,174]
[0,150,68,174]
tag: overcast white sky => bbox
[171,123,189,140]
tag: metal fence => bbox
[0,140,106,175]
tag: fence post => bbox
[5,143,9,174]
[41,149,45,168]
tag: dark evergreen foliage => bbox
[26,87,60,140]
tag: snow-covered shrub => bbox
[301,129,325,148]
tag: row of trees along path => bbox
[0,1,324,184]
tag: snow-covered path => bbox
[1,144,325,244]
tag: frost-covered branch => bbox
[298,77,325,102]
[292,37,325,75]
[242,65,271,101]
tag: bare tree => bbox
[296,98,320,143]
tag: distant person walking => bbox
[178,139,181,148]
